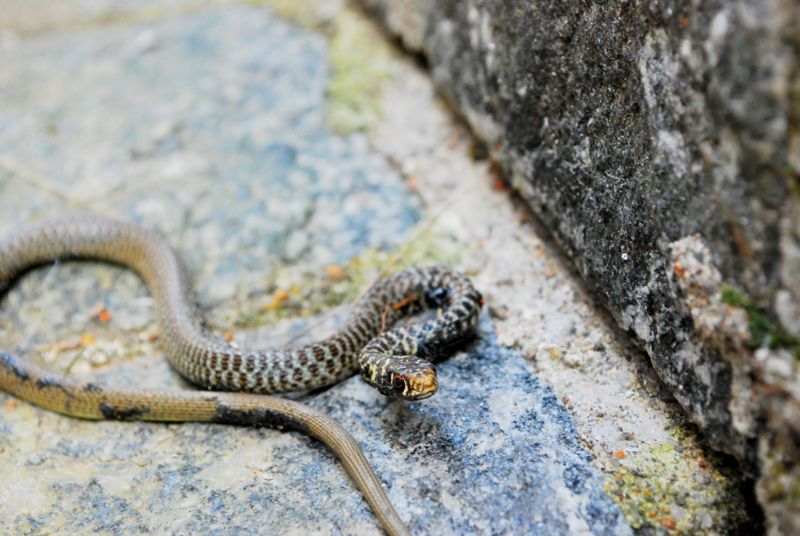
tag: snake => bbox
[0,216,482,536]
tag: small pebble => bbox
[26,453,45,466]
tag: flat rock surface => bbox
[0,3,634,535]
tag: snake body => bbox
[0,217,482,536]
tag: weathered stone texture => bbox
[359,0,800,530]
[0,4,633,533]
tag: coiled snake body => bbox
[0,217,482,536]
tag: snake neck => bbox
[0,218,482,399]
[357,267,482,399]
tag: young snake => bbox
[0,217,483,536]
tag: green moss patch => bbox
[720,285,800,358]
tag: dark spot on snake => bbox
[35,377,73,397]
[99,402,149,420]
[213,403,307,433]
[83,383,103,393]
[0,352,29,381]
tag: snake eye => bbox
[392,375,405,391]
[425,287,449,307]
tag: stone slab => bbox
[0,3,631,534]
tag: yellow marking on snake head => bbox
[401,369,438,400]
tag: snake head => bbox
[361,351,439,400]
[390,367,438,401]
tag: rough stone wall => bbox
[359,0,800,531]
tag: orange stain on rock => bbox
[659,516,676,530]
[325,264,346,281]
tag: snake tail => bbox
[0,352,410,536]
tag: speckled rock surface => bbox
[1,319,631,535]
[0,2,638,534]
[369,57,754,533]
[359,0,799,531]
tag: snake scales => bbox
[0,217,482,536]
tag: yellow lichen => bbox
[255,0,397,133]
[602,430,747,533]
[74,0,395,135]
[325,8,395,133]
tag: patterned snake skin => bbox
[0,216,483,536]
[0,217,482,399]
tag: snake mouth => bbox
[401,369,438,401]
